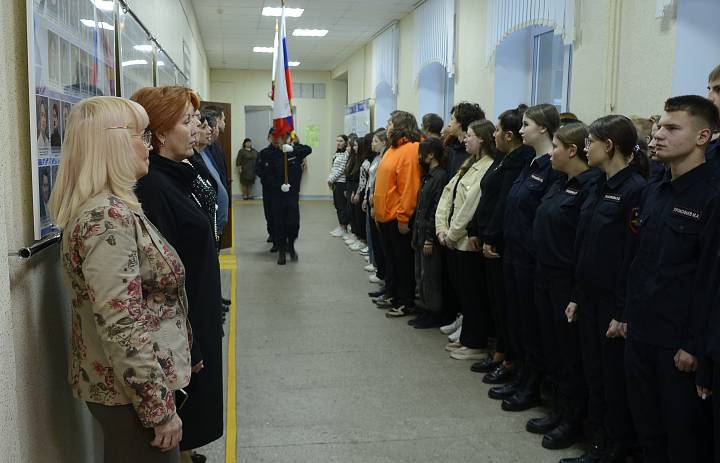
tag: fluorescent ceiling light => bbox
[80,19,115,30]
[133,44,153,52]
[262,7,304,17]
[253,46,275,53]
[90,0,114,12]
[289,61,300,67]
[122,59,147,67]
[293,29,328,37]
[157,61,165,66]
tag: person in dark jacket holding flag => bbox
[257,129,277,248]
[265,131,312,265]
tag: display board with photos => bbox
[157,49,178,86]
[28,0,117,239]
[119,7,154,99]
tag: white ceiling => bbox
[190,0,420,71]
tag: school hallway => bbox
[200,199,584,463]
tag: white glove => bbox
[282,144,294,153]
[281,184,291,192]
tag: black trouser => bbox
[352,202,366,240]
[534,267,585,407]
[378,220,415,308]
[261,184,274,239]
[504,260,544,375]
[271,192,300,247]
[577,285,634,445]
[414,245,442,313]
[368,213,385,280]
[625,337,712,462]
[440,247,460,324]
[714,363,720,462]
[449,250,489,349]
[332,182,349,226]
[485,257,512,360]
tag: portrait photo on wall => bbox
[36,96,50,152]
[61,102,71,141]
[48,30,59,87]
[60,38,70,89]
[50,99,62,148]
[38,165,52,223]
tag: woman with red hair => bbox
[132,86,224,462]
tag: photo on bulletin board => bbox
[26,0,117,238]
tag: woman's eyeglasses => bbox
[106,125,153,148]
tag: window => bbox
[531,30,572,111]
[417,63,455,123]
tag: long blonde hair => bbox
[49,96,149,229]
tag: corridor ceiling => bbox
[190,0,420,71]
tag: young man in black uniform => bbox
[256,129,276,248]
[624,95,720,463]
[264,131,312,265]
[707,64,720,174]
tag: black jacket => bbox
[208,139,229,189]
[446,138,469,180]
[135,153,224,449]
[412,166,447,248]
[264,142,313,195]
[467,151,509,244]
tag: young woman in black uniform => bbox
[497,104,563,413]
[560,116,648,462]
[530,123,602,450]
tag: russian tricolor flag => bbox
[271,7,294,139]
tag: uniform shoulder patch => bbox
[629,207,641,235]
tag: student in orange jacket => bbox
[374,110,422,318]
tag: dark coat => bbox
[209,139,229,189]
[264,142,313,195]
[136,153,223,450]
[412,166,447,248]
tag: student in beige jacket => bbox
[49,96,191,463]
[436,119,497,362]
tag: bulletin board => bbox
[344,100,372,137]
[26,0,189,239]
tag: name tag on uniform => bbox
[530,174,544,183]
[671,205,702,221]
[603,193,621,203]
[288,156,297,161]
[565,188,579,196]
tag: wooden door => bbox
[201,101,233,250]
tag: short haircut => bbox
[131,86,200,154]
[665,95,720,131]
[201,110,217,128]
[204,104,224,117]
[525,103,561,139]
[388,111,421,147]
[709,64,720,83]
[419,137,447,168]
[422,113,444,135]
[243,138,251,144]
[451,102,485,131]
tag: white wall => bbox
[672,0,720,97]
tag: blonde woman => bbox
[49,96,191,463]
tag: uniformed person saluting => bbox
[264,130,312,265]
[625,95,720,462]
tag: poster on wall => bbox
[344,100,371,136]
[119,9,154,97]
[27,0,117,239]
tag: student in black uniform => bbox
[256,129,276,248]
[264,131,312,265]
[561,115,648,463]
[470,106,535,386]
[706,63,720,173]
[530,123,602,450]
[624,95,719,463]
[497,104,563,413]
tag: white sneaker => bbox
[440,314,463,335]
[444,341,462,352]
[369,274,384,284]
[349,242,364,251]
[330,227,345,237]
[448,326,462,343]
[364,264,376,272]
[450,347,489,361]
[344,234,357,243]
[360,246,369,253]
[364,256,370,262]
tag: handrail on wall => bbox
[8,231,62,259]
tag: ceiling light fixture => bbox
[80,19,115,30]
[292,29,328,37]
[122,59,148,67]
[157,61,165,66]
[288,61,300,67]
[253,46,275,54]
[90,0,114,12]
[262,7,304,17]
[133,44,153,52]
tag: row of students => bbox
[336,63,720,462]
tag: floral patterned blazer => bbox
[61,193,192,427]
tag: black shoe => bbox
[289,245,298,261]
[266,236,273,243]
[559,444,607,463]
[277,249,286,265]
[222,297,231,305]
[471,357,502,373]
[368,289,385,298]
[526,405,563,434]
[413,313,442,329]
[501,388,542,411]
[483,364,514,385]
[270,244,279,252]
[541,419,583,450]
[222,303,230,313]
[488,378,520,400]
[191,452,207,463]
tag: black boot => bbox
[489,369,523,400]
[559,439,607,462]
[526,402,563,434]
[483,364,514,384]
[277,246,286,265]
[501,370,542,411]
[270,244,279,252]
[541,403,584,450]
[288,242,298,261]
